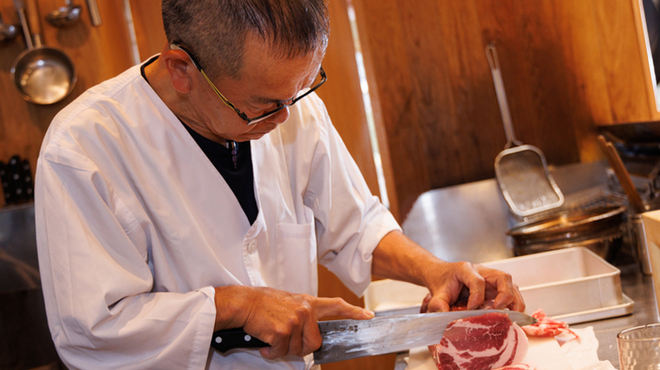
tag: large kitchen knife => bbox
[211,309,536,364]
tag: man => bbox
[35,0,524,369]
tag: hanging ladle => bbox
[0,11,19,43]
[46,0,81,28]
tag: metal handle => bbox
[13,0,33,49]
[24,0,42,47]
[211,328,269,353]
[486,44,522,149]
[596,135,647,214]
[86,0,101,26]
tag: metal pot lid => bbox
[507,205,627,242]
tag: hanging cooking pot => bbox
[10,0,76,105]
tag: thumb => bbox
[315,297,375,320]
[426,295,451,313]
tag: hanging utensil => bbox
[0,11,19,43]
[86,0,101,27]
[46,0,82,28]
[597,135,647,214]
[10,0,77,105]
[486,44,564,218]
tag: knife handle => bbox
[211,328,269,352]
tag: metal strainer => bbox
[486,44,564,218]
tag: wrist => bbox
[213,285,255,331]
[418,258,446,289]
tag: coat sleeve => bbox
[35,145,216,370]
[302,99,402,297]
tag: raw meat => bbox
[522,309,578,345]
[427,312,529,370]
[492,364,536,370]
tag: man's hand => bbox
[213,286,374,359]
[372,230,525,313]
[420,261,525,313]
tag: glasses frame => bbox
[170,43,327,126]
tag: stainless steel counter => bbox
[399,160,659,369]
[576,263,659,367]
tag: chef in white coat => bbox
[35,0,525,369]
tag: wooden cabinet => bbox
[563,0,660,126]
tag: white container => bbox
[643,210,660,309]
[364,247,633,324]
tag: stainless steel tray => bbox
[553,293,634,324]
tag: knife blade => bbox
[211,309,536,364]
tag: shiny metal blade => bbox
[313,309,535,364]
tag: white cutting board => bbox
[407,336,574,370]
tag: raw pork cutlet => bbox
[522,309,578,345]
[428,312,529,370]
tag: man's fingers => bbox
[458,264,486,310]
[314,297,374,320]
[259,333,290,359]
[506,284,525,312]
[425,295,451,313]
[423,262,526,313]
[288,321,305,356]
[258,296,373,359]
[475,265,525,312]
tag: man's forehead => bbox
[232,51,322,103]
[238,32,325,73]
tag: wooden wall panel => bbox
[593,0,652,123]
[315,0,381,199]
[351,0,658,217]
[128,0,166,62]
[0,0,135,207]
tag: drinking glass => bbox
[618,323,660,370]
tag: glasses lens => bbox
[242,68,325,125]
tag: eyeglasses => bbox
[170,43,327,126]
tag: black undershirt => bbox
[140,57,259,224]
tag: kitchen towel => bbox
[561,327,616,370]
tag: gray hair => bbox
[162,0,329,79]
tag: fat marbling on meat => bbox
[427,312,529,370]
[421,295,531,370]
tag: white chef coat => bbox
[35,59,401,370]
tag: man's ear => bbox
[161,49,193,93]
